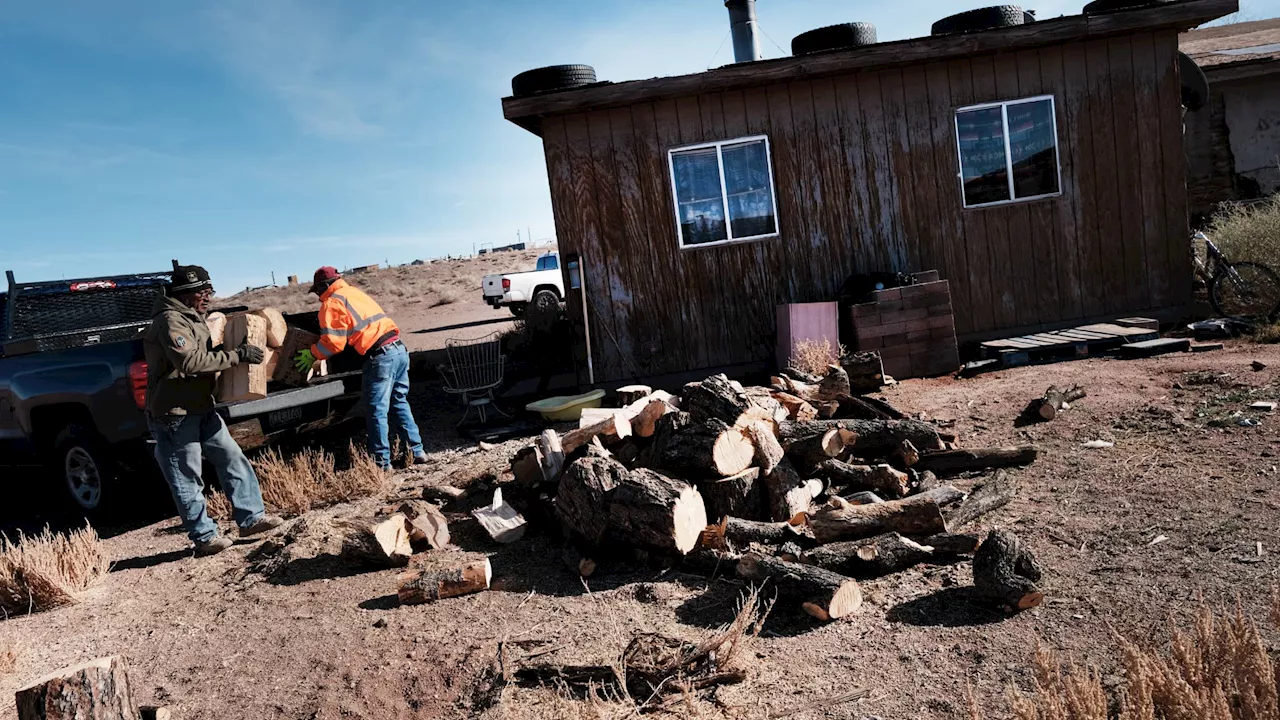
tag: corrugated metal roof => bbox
[1181,18,1280,67]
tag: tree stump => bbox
[737,554,862,621]
[16,656,140,720]
[972,529,1044,611]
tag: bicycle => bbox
[1192,230,1280,320]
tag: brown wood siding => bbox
[543,30,1190,383]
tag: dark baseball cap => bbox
[309,266,342,294]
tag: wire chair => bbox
[439,332,509,426]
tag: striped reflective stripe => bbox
[321,327,352,337]
[314,342,338,359]
[335,294,365,324]
[353,313,387,331]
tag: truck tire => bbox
[931,5,1025,35]
[511,65,598,98]
[791,23,878,56]
[1083,0,1170,13]
[50,425,116,516]
[531,288,561,314]
[509,302,527,318]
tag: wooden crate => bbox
[218,314,269,402]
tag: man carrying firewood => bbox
[293,266,429,470]
[144,264,284,557]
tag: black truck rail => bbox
[3,269,170,357]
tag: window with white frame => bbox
[954,95,1061,208]
[668,136,779,248]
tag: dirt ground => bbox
[4,341,1280,719]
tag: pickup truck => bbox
[481,252,564,317]
[0,269,364,518]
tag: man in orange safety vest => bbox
[293,266,428,469]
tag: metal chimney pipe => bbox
[725,0,762,63]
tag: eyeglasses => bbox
[193,288,215,299]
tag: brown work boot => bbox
[412,454,431,466]
[239,514,285,538]
[194,536,233,557]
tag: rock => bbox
[373,618,388,629]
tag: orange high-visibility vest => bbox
[310,279,399,359]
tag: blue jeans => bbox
[147,412,266,544]
[364,344,424,468]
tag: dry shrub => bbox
[0,525,110,615]
[426,286,460,308]
[1208,197,1280,268]
[983,596,1279,720]
[255,442,389,517]
[789,338,845,376]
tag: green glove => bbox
[294,348,317,373]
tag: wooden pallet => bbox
[979,323,1160,367]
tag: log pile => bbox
[504,367,1045,620]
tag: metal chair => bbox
[439,332,509,426]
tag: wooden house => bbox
[503,0,1236,385]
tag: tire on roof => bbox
[931,5,1025,36]
[1179,51,1210,111]
[791,22,878,56]
[1082,0,1172,14]
[511,65,598,98]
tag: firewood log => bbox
[923,533,982,555]
[607,469,708,555]
[944,470,1017,529]
[972,529,1044,611]
[700,468,762,522]
[736,554,862,621]
[563,413,632,453]
[250,307,288,348]
[398,500,450,550]
[770,391,819,422]
[630,399,671,438]
[799,532,934,577]
[617,385,653,406]
[556,456,629,546]
[781,427,847,472]
[842,351,887,393]
[16,656,139,720]
[762,458,823,522]
[397,557,492,605]
[537,430,565,483]
[1025,385,1087,421]
[816,364,851,401]
[682,374,751,424]
[140,707,171,720]
[805,494,947,544]
[720,516,810,547]
[338,515,413,567]
[779,419,944,456]
[817,459,909,499]
[914,484,966,508]
[915,445,1038,473]
[653,416,754,479]
[744,422,784,475]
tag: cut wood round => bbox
[763,458,823,522]
[16,656,140,720]
[973,529,1044,611]
[556,455,629,546]
[737,553,862,621]
[744,422,784,475]
[617,384,653,406]
[799,532,934,577]
[682,374,751,425]
[1026,385,1087,421]
[779,419,944,457]
[250,307,288,348]
[722,516,810,547]
[700,468,762,522]
[782,428,846,472]
[607,469,708,555]
[654,418,754,479]
[338,515,413,567]
[398,499,451,550]
[806,494,948,543]
[817,459,909,499]
[397,557,492,605]
[915,445,1038,474]
[945,470,1017,529]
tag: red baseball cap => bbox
[309,266,341,294]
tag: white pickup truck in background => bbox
[481,252,565,317]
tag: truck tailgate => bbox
[482,275,504,298]
[218,381,347,419]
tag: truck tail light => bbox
[128,360,148,410]
[502,278,511,291]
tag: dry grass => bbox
[1207,197,1280,268]
[0,525,110,616]
[976,595,1279,720]
[207,442,390,520]
[789,338,845,376]
[0,640,15,676]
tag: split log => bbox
[250,307,288,348]
[817,460,909,499]
[563,413,631,453]
[700,468,762,522]
[915,445,1038,473]
[272,325,326,386]
[511,446,544,487]
[397,557,492,605]
[471,488,528,544]
[1026,385,1087,421]
[682,374,750,425]
[537,430,565,483]
[16,656,140,720]
[218,313,269,402]
[399,500,450,550]
[779,419,944,457]
[892,439,920,468]
[338,515,413,567]
[617,384,653,406]
[205,312,227,348]
[744,422,784,475]
[654,417,754,479]
[806,494,947,544]
[816,401,840,419]
[630,399,671,438]
[973,529,1044,611]
[608,469,708,555]
[556,456,629,546]
[799,533,934,577]
[721,516,810,547]
[782,427,846,472]
[771,391,818,422]
[944,470,1017,529]
[737,554,862,621]
[762,458,824,522]
[816,365,851,401]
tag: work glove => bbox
[236,343,265,365]
[294,348,317,373]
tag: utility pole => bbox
[271,271,276,286]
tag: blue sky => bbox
[0,0,1271,293]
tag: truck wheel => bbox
[51,426,115,516]
[509,303,527,318]
[532,289,560,313]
